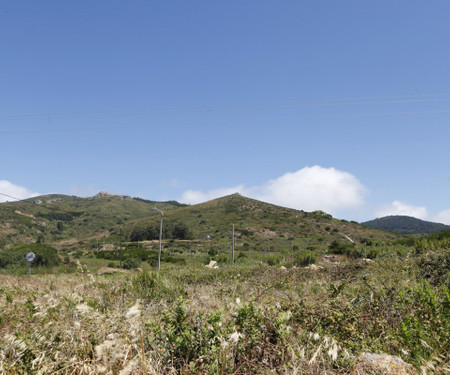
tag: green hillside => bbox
[1,192,397,255]
[121,193,397,253]
[0,192,185,246]
[361,215,450,234]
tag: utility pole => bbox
[119,227,123,267]
[232,224,235,264]
[153,207,164,271]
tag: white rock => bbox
[351,352,417,374]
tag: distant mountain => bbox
[361,215,450,234]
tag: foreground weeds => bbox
[0,249,448,374]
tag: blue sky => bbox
[1,1,450,223]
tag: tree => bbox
[172,223,192,240]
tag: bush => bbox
[0,243,62,269]
[328,240,355,255]
[122,257,141,269]
[73,250,83,259]
[148,298,223,370]
[416,249,450,286]
[237,251,248,259]
[130,222,193,242]
[293,250,316,266]
[132,271,186,303]
[217,254,230,265]
[267,254,283,266]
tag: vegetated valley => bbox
[0,193,448,374]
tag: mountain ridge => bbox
[1,192,397,249]
[361,215,450,234]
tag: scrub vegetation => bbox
[0,235,449,373]
[0,194,448,373]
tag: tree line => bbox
[130,222,192,242]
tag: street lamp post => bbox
[232,224,235,264]
[153,207,164,271]
[119,227,123,268]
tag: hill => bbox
[0,192,396,251]
[0,193,185,246]
[121,193,397,252]
[361,215,450,234]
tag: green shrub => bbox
[237,252,248,259]
[293,250,316,266]
[416,249,450,286]
[122,257,141,269]
[0,243,61,269]
[73,250,83,259]
[132,271,186,303]
[399,280,450,367]
[328,240,355,255]
[267,254,283,266]
[148,298,224,370]
[217,254,230,265]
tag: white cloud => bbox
[374,200,429,220]
[181,185,247,205]
[374,200,450,225]
[433,209,450,225]
[0,180,39,203]
[252,166,366,213]
[180,166,366,215]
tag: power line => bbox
[1,109,450,135]
[1,93,450,122]
[0,192,82,216]
[0,192,25,202]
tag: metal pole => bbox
[158,212,163,271]
[119,227,123,267]
[232,224,235,264]
[153,207,164,271]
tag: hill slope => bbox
[122,193,397,251]
[361,215,450,234]
[1,192,397,250]
[0,193,185,245]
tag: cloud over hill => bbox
[375,200,429,220]
[181,166,366,215]
[0,180,39,203]
[375,200,450,225]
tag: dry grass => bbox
[0,253,448,374]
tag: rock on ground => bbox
[205,260,218,269]
[351,352,417,374]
